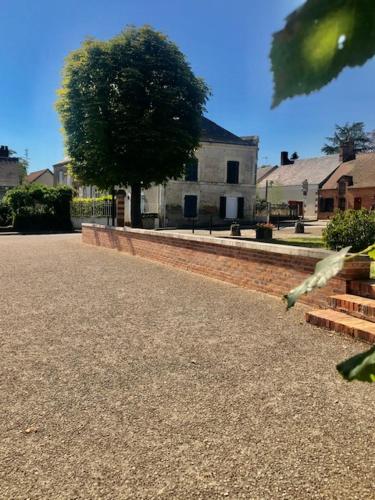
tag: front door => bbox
[226,197,238,219]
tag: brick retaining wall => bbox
[82,224,370,308]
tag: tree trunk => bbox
[130,182,142,228]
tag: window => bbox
[338,180,346,195]
[58,170,63,184]
[184,195,198,217]
[319,197,334,212]
[338,197,346,210]
[185,159,198,182]
[354,197,362,210]
[227,161,239,184]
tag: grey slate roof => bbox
[201,117,258,146]
[257,154,341,187]
[256,165,278,183]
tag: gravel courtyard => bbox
[1,233,375,499]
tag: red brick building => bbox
[318,152,375,219]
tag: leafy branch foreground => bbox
[285,243,375,383]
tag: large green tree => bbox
[56,26,209,227]
[322,122,372,154]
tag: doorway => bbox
[225,197,238,219]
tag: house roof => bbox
[200,117,258,146]
[321,152,375,190]
[27,168,53,183]
[257,154,341,187]
[256,165,278,183]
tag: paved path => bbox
[1,234,375,499]
[165,221,327,240]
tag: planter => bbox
[256,227,273,240]
[142,213,159,229]
[295,221,304,234]
[230,223,241,236]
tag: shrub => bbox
[0,202,12,226]
[323,209,375,252]
[4,184,73,232]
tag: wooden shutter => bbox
[227,161,239,184]
[185,159,198,182]
[237,197,244,219]
[219,197,226,218]
[184,195,197,217]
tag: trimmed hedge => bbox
[323,209,375,252]
[4,184,73,232]
[0,202,12,226]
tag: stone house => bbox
[136,117,258,226]
[26,168,54,186]
[318,151,375,218]
[53,158,101,197]
[257,151,341,219]
[53,117,259,227]
[0,146,23,200]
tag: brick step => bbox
[306,308,375,344]
[329,294,375,323]
[349,280,375,299]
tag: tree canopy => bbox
[270,0,375,107]
[56,25,209,226]
[322,122,372,154]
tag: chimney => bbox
[0,145,9,158]
[280,151,294,166]
[339,141,355,163]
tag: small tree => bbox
[322,122,372,155]
[56,26,209,227]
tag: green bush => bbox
[323,209,375,252]
[4,184,73,232]
[0,202,12,226]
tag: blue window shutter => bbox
[184,195,198,217]
[219,197,226,218]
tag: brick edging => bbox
[82,224,370,308]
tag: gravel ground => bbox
[1,233,375,499]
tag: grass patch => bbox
[271,237,325,248]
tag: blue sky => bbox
[1,0,374,172]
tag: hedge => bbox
[3,184,73,232]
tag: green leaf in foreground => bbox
[270,0,375,107]
[337,346,375,382]
[368,248,375,261]
[284,246,351,309]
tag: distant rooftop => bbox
[321,152,375,190]
[257,154,341,187]
[201,117,258,146]
[26,168,53,184]
[256,165,278,183]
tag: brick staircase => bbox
[306,280,375,344]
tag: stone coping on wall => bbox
[81,223,334,260]
[82,223,370,308]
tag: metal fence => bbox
[255,203,298,220]
[71,200,113,218]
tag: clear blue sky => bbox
[1,0,374,172]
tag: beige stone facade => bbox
[139,139,258,227]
